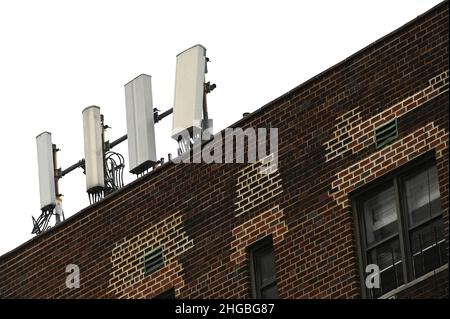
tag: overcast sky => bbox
[0,0,442,256]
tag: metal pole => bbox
[155,108,173,122]
[52,144,60,196]
[109,134,128,148]
[61,159,85,177]
[52,144,63,224]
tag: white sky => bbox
[0,0,442,256]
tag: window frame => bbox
[248,236,278,299]
[399,165,446,278]
[351,152,445,298]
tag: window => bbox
[249,237,278,299]
[354,158,447,298]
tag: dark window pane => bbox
[258,246,276,287]
[363,185,398,245]
[367,238,404,297]
[410,219,446,278]
[261,283,278,299]
[404,165,442,227]
[251,239,278,299]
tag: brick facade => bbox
[0,1,448,299]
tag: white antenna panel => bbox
[82,106,105,192]
[124,74,157,174]
[172,44,206,139]
[36,132,56,210]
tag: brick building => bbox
[0,1,448,299]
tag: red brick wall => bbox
[0,1,448,299]
[394,267,449,299]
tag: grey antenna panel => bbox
[124,74,157,174]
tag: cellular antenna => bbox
[172,44,216,154]
[32,45,215,234]
[82,106,125,204]
[82,106,105,202]
[124,74,157,176]
[33,132,65,234]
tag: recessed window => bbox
[354,158,447,298]
[249,237,278,299]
